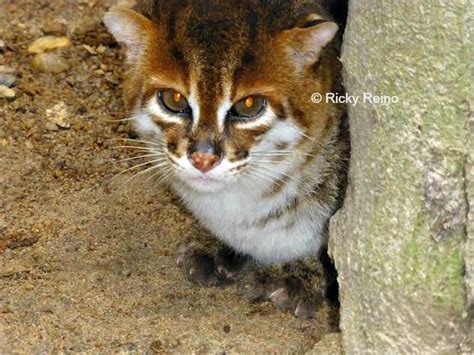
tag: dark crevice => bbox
[325,0,350,315]
[325,0,349,31]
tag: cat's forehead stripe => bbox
[166,11,177,41]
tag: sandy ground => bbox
[0,0,340,352]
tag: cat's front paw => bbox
[176,243,216,285]
[176,243,240,286]
[239,273,323,319]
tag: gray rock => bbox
[31,53,69,73]
[45,122,59,132]
[0,73,16,87]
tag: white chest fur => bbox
[173,178,330,265]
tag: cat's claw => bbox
[294,298,319,320]
[269,287,290,308]
[240,276,321,319]
[217,266,237,280]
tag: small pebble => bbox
[119,268,132,277]
[91,156,105,168]
[73,16,97,35]
[0,306,12,313]
[149,340,163,352]
[82,44,97,55]
[0,39,5,53]
[7,235,39,249]
[105,76,119,86]
[0,85,15,99]
[45,122,59,131]
[124,343,138,351]
[3,248,13,260]
[42,21,66,35]
[32,53,69,73]
[38,305,54,313]
[46,102,70,128]
[96,45,106,54]
[0,65,16,74]
[223,324,231,333]
[27,36,71,54]
[0,73,16,87]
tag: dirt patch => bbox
[0,0,339,352]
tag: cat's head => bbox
[105,1,341,193]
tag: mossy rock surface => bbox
[329,0,472,352]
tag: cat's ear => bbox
[280,16,339,67]
[103,6,157,63]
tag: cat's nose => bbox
[188,140,221,173]
[190,152,220,173]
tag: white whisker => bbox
[257,164,297,182]
[287,125,312,140]
[253,160,292,165]
[103,116,139,123]
[145,165,173,184]
[111,137,166,147]
[245,170,276,186]
[248,166,285,187]
[112,145,159,152]
[111,157,167,180]
[155,168,175,186]
[252,151,317,159]
[115,153,164,164]
[125,161,169,184]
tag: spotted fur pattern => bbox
[105,0,349,318]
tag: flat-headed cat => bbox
[105,0,349,319]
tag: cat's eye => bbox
[229,96,266,120]
[158,90,191,114]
